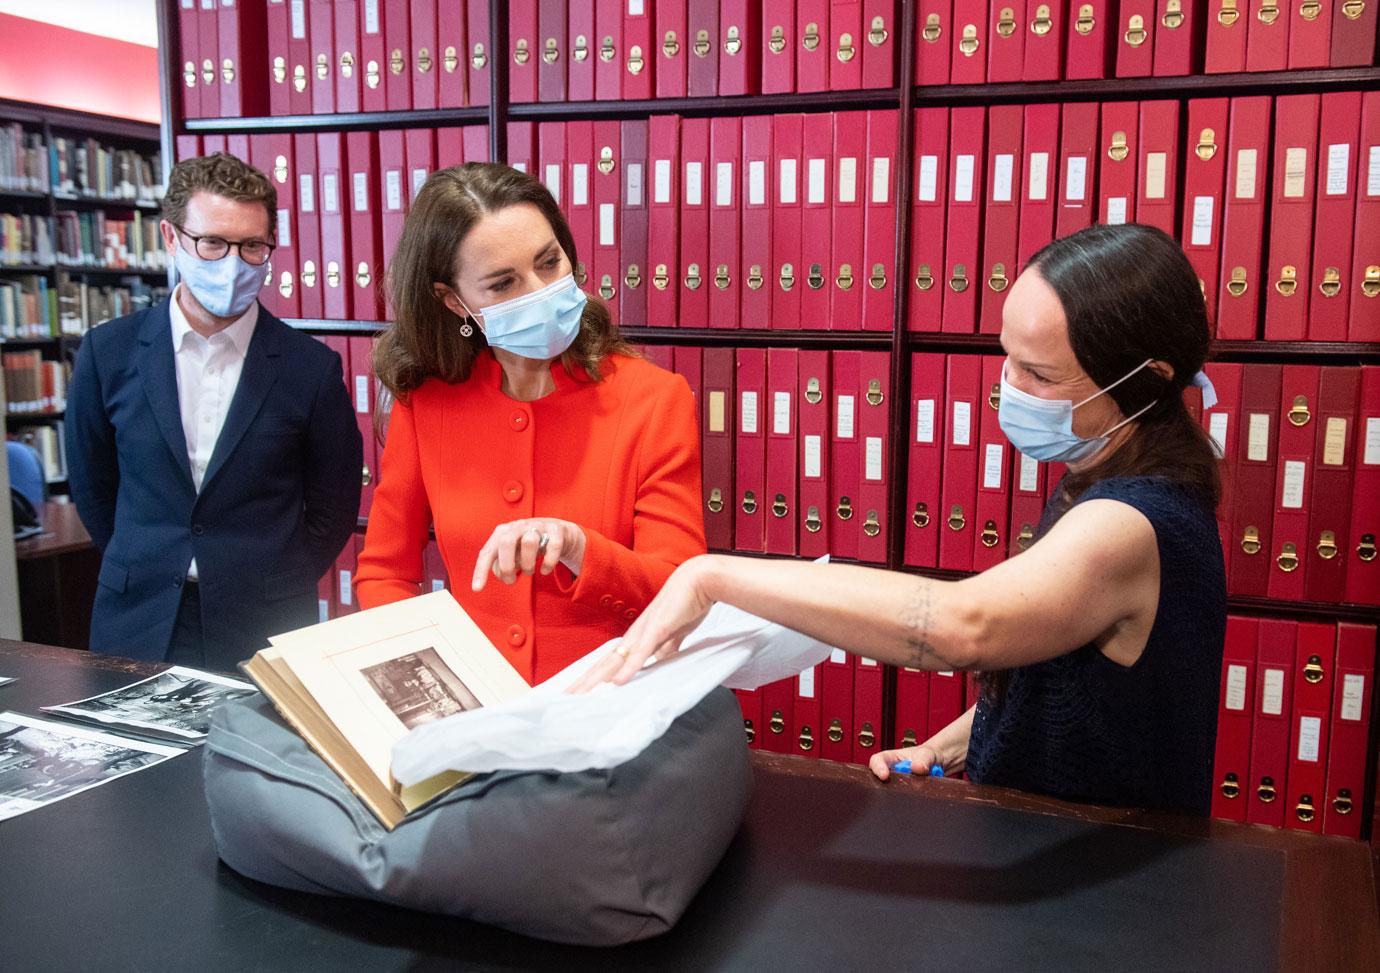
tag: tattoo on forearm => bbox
[903,579,939,669]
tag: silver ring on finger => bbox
[537,532,550,555]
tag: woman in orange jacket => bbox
[355,163,706,685]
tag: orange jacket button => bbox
[510,411,529,431]
[612,600,625,613]
[507,624,526,646]
[623,609,638,621]
[503,480,524,503]
[598,595,613,608]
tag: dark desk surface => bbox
[1,638,1377,972]
[15,500,92,560]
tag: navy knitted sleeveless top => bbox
[965,476,1227,816]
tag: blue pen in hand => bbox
[892,759,943,778]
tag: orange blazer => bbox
[356,351,706,685]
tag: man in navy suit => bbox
[67,153,362,671]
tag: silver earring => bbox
[459,321,474,337]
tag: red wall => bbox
[0,14,161,124]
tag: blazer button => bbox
[503,480,525,503]
[507,624,527,646]
[622,609,638,621]
[510,410,529,431]
[599,595,613,608]
[192,524,205,536]
[612,600,626,613]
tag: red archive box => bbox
[905,353,947,568]
[317,133,351,321]
[1202,361,1244,559]
[503,121,535,172]
[1152,0,1203,75]
[537,0,567,104]
[972,356,1012,571]
[1245,0,1290,71]
[797,0,831,92]
[1264,95,1321,342]
[655,0,688,98]
[861,0,897,88]
[309,0,335,113]
[820,650,854,762]
[828,0,861,90]
[1304,367,1362,603]
[592,121,623,324]
[383,0,412,111]
[1204,0,1247,72]
[202,134,227,155]
[1287,0,1332,68]
[227,134,251,163]
[949,0,989,83]
[623,0,655,101]
[1135,101,1179,236]
[895,666,929,747]
[1097,100,1139,227]
[219,0,269,118]
[333,0,362,115]
[1345,367,1380,605]
[566,121,596,292]
[1216,96,1272,341]
[335,534,359,616]
[830,112,867,332]
[703,347,736,550]
[196,0,220,118]
[687,1,720,97]
[637,344,673,370]
[852,656,883,765]
[345,131,382,322]
[915,0,953,86]
[862,110,898,332]
[1283,622,1336,833]
[596,0,624,102]
[1180,99,1231,325]
[940,354,982,571]
[405,126,434,208]
[175,135,202,163]
[317,568,335,622]
[1210,615,1258,822]
[857,351,890,564]
[735,348,769,553]
[1323,623,1375,838]
[772,113,805,331]
[436,1,467,108]
[378,130,407,309]
[735,689,763,748]
[721,0,761,97]
[358,0,386,113]
[1348,92,1380,344]
[567,0,595,101]
[1308,91,1363,343]
[1266,364,1321,602]
[800,113,834,330]
[250,135,298,319]
[646,115,680,329]
[793,664,824,758]
[761,1,797,93]
[408,0,436,111]
[741,116,774,330]
[1331,0,1378,66]
[1065,0,1114,78]
[180,0,202,119]
[799,349,833,558]
[467,0,491,107]
[987,0,1026,83]
[766,348,799,556]
[928,669,966,742]
[709,116,743,330]
[941,107,987,334]
[264,0,292,115]
[620,119,650,328]
[759,678,794,752]
[679,117,711,328]
[1055,101,1099,239]
[830,350,863,560]
[348,336,376,519]
[908,107,950,332]
[1228,364,1283,596]
[1008,448,1046,557]
[1022,0,1064,80]
[1017,103,1060,272]
[509,1,539,103]
[979,105,1023,335]
[1115,0,1156,76]
[293,133,323,320]
[1246,618,1296,827]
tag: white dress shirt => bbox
[169,284,258,580]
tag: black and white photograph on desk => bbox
[40,666,258,745]
[362,648,482,731]
[0,712,182,822]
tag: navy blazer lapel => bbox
[200,311,281,493]
[135,301,196,493]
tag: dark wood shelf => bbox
[626,327,894,349]
[901,332,1380,363]
[5,410,64,422]
[55,265,167,280]
[286,318,385,335]
[0,97,158,143]
[185,105,490,135]
[0,189,50,203]
[508,88,901,121]
[52,193,159,212]
[0,263,52,274]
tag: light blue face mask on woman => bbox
[997,358,1158,464]
[462,273,588,360]
[174,246,266,319]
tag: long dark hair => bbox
[374,162,633,399]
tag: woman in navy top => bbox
[575,223,1228,818]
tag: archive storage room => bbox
[1,0,1379,967]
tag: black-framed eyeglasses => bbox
[174,225,276,266]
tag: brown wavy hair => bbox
[374,162,634,399]
[161,151,277,237]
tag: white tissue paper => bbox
[390,598,838,784]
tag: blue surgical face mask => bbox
[998,358,1156,464]
[174,245,266,319]
[461,274,588,361]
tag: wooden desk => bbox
[0,638,1377,971]
[14,501,97,649]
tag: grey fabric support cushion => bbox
[202,687,751,946]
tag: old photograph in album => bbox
[41,667,258,745]
[241,590,532,829]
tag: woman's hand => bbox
[868,744,941,782]
[471,518,587,590]
[567,555,719,693]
